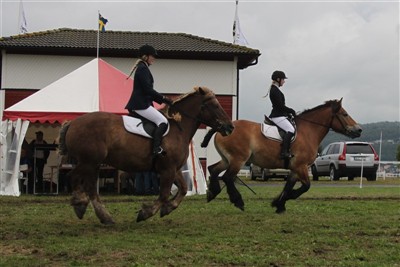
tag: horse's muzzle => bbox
[346,124,362,138]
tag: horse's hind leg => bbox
[69,165,90,219]
[207,160,228,202]
[86,168,115,225]
[220,163,245,211]
[70,163,115,225]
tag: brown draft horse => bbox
[205,99,362,213]
[58,87,234,224]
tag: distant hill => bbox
[320,121,399,161]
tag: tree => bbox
[397,145,400,161]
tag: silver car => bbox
[249,164,290,181]
[311,141,379,181]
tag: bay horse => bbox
[204,99,362,213]
[58,87,234,224]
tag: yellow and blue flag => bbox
[99,14,108,32]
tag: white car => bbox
[311,141,379,181]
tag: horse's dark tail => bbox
[58,121,71,155]
[201,128,217,148]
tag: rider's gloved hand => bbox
[163,96,173,106]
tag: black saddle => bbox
[128,111,157,137]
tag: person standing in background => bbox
[29,131,49,192]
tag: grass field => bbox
[1,178,399,267]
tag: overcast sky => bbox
[1,0,399,124]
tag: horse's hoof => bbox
[73,204,87,219]
[234,198,244,211]
[160,206,169,218]
[207,190,216,202]
[271,198,280,208]
[271,199,286,213]
[100,218,115,225]
[136,210,146,222]
[234,203,245,211]
[275,207,286,214]
[160,203,175,218]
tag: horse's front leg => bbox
[160,170,187,217]
[271,167,310,213]
[136,169,175,222]
[271,174,297,214]
[207,160,227,202]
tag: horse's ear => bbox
[332,98,343,113]
[198,87,206,95]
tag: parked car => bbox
[311,141,379,181]
[249,164,290,181]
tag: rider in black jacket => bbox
[268,70,296,159]
[125,44,172,156]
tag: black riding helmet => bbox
[271,70,288,81]
[138,44,158,57]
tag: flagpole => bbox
[233,0,238,44]
[97,10,100,58]
[18,0,21,33]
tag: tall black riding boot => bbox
[152,123,168,156]
[280,132,294,159]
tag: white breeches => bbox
[270,116,295,133]
[135,106,168,126]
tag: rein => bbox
[168,96,217,130]
[296,112,345,131]
[295,115,334,129]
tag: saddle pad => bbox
[261,123,296,143]
[122,115,169,138]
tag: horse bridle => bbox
[296,110,349,133]
[168,95,224,132]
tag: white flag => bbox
[19,0,28,34]
[233,0,248,46]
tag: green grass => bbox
[1,178,399,267]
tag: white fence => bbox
[377,161,400,179]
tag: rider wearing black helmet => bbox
[125,44,173,156]
[268,70,296,160]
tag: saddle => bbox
[122,112,169,138]
[261,115,296,142]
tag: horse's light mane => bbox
[173,86,213,103]
[299,100,338,116]
[161,87,213,122]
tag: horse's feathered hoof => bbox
[73,204,87,220]
[100,218,115,225]
[160,206,169,218]
[233,197,245,211]
[207,190,216,202]
[271,199,286,214]
[136,210,146,222]
[275,207,286,214]
[234,203,245,211]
